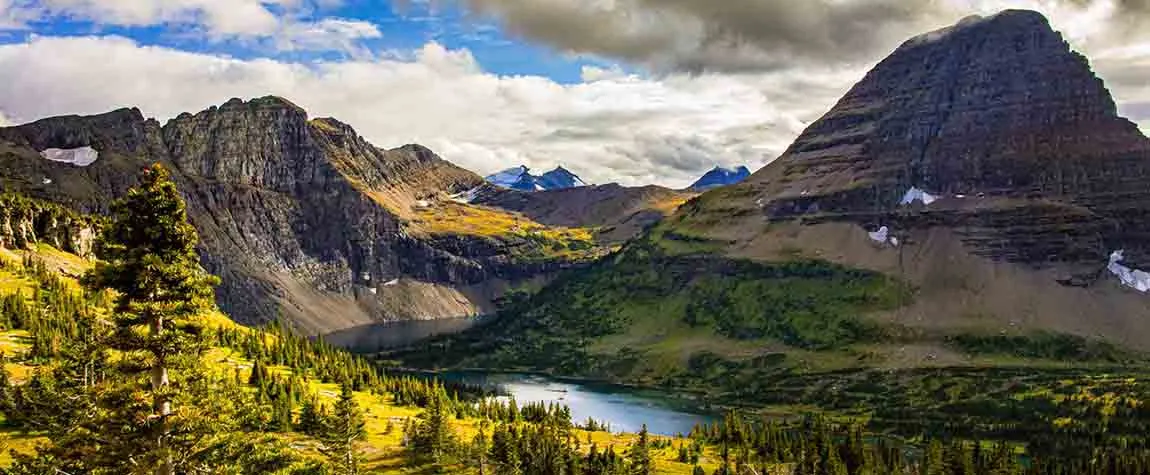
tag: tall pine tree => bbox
[83,163,220,475]
[320,382,366,475]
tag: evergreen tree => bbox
[406,391,458,472]
[0,353,13,423]
[71,164,220,475]
[924,439,945,475]
[320,382,366,475]
[627,424,653,475]
[471,422,490,475]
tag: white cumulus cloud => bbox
[0,0,383,55]
[0,35,827,187]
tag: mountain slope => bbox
[688,166,750,191]
[659,9,1150,350]
[470,183,695,243]
[0,97,602,333]
[399,9,1150,380]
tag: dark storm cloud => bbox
[407,0,1150,73]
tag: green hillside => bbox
[2,165,1147,474]
[394,224,1150,462]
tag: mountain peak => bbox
[485,165,587,191]
[689,165,751,191]
[901,9,1051,51]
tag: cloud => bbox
[0,35,827,188]
[277,18,383,58]
[409,0,1150,74]
[0,0,382,55]
[0,3,1147,190]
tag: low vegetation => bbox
[2,169,1149,474]
[412,201,604,260]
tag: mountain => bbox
[469,183,695,243]
[399,10,1150,385]
[485,165,538,191]
[536,166,587,190]
[0,97,607,334]
[485,165,587,191]
[688,165,750,191]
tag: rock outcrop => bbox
[0,194,97,257]
[661,10,1150,350]
[0,97,596,333]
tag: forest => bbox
[0,165,1149,474]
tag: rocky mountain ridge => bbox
[0,97,600,333]
[403,9,1150,379]
[662,8,1150,350]
[485,165,588,191]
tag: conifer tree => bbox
[82,164,220,475]
[320,382,366,475]
[407,391,458,472]
[0,353,13,422]
[628,424,653,475]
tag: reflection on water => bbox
[441,372,715,436]
[321,318,477,353]
[324,320,714,435]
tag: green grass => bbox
[0,243,722,474]
[396,237,910,385]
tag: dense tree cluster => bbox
[1,171,1150,474]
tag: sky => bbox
[0,0,1147,188]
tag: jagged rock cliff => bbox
[657,10,1150,351]
[0,97,596,333]
[0,194,97,258]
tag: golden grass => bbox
[412,201,592,240]
[32,243,92,277]
[0,433,47,466]
[648,194,695,217]
[0,244,732,474]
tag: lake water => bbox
[325,319,716,435]
[321,318,478,353]
[440,371,715,436]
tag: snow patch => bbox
[868,226,889,244]
[414,199,431,208]
[368,288,378,295]
[40,146,99,167]
[1107,250,1150,292]
[383,278,400,287]
[868,225,899,247]
[900,187,939,206]
[42,178,52,185]
[486,165,530,188]
[450,187,483,204]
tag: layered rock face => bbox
[731,10,1150,269]
[0,97,585,333]
[668,10,1150,349]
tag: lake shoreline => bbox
[408,369,719,435]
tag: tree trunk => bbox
[151,315,174,475]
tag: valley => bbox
[1,5,1150,474]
